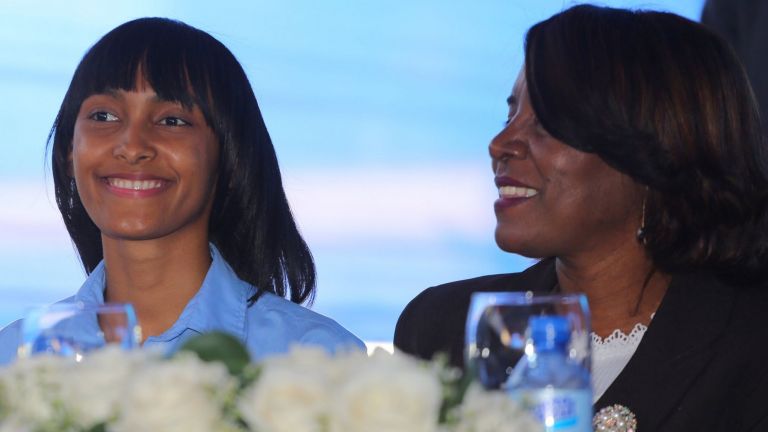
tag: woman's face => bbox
[71,78,220,244]
[489,70,643,259]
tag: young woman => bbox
[0,17,363,363]
[395,5,768,430]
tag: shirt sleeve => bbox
[0,319,22,366]
[299,323,367,353]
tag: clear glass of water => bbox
[465,292,591,389]
[18,302,141,360]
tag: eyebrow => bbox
[95,89,193,109]
[506,95,518,106]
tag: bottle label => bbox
[517,388,592,432]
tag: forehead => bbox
[75,50,199,102]
[131,69,153,92]
[80,66,199,113]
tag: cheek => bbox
[545,154,639,221]
[71,123,99,173]
[576,174,639,228]
[172,136,220,202]
[594,175,642,222]
[202,138,220,188]
[70,138,92,183]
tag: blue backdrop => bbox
[0,0,704,342]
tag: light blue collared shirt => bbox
[0,246,364,365]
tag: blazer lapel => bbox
[595,273,735,430]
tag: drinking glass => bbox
[18,302,141,360]
[465,291,590,389]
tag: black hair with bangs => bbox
[49,17,316,304]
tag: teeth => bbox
[499,185,538,198]
[108,178,163,191]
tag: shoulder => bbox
[394,258,555,367]
[648,274,768,428]
[655,273,768,348]
[397,258,555,333]
[244,292,365,360]
[670,273,768,331]
[0,296,78,367]
[730,279,768,316]
[397,273,521,327]
[720,281,768,367]
[393,274,516,366]
[0,319,22,366]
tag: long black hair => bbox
[49,17,316,304]
[525,5,768,284]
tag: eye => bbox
[89,111,119,122]
[158,117,190,127]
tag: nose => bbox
[489,124,529,173]
[113,123,156,164]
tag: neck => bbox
[555,244,670,338]
[101,234,212,339]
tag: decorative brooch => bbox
[593,404,638,431]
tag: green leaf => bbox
[438,360,474,423]
[85,423,108,432]
[178,332,251,376]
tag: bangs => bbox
[67,18,220,124]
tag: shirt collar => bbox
[74,262,106,305]
[73,245,250,342]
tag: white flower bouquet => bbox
[0,333,540,432]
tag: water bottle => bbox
[505,315,592,432]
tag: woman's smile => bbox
[103,174,170,198]
[494,176,539,210]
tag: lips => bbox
[494,176,538,209]
[102,174,170,197]
[107,178,164,191]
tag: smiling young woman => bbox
[70,80,223,337]
[0,18,364,364]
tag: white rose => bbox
[323,349,369,382]
[329,350,442,432]
[239,367,328,432]
[0,355,66,425]
[451,384,541,432]
[111,353,237,432]
[0,416,33,432]
[57,346,149,427]
[266,345,333,369]
[239,346,333,432]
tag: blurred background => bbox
[0,0,704,344]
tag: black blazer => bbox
[394,259,768,431]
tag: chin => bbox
[99,224,167,242]
[494,228,546,259]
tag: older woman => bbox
[395,5,768,430]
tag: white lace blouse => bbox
[591,323,649,402]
